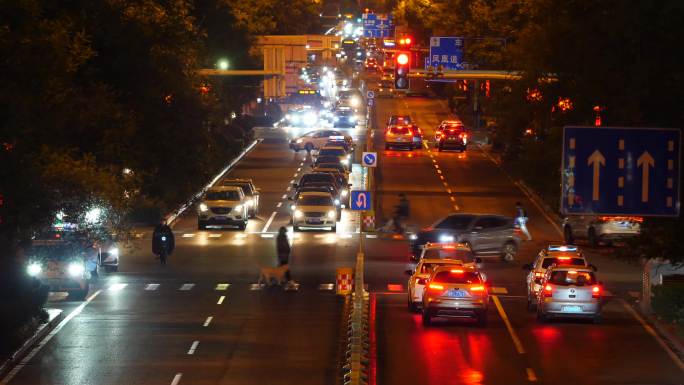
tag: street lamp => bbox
[217,59,229,70]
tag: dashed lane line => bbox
[179,283,194,291]
[215,283,230,291]
[203,316,213,327]
[217,295,225,305]
[170,373,182,385]
[145,284,159,291]
[277,202,283,208]
[187,340,199,355]
[526,368,538,382]
[261,211,277,233]
[492,295,526,354]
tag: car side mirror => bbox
[417,278,428,285]
[404,269,414,276]
[589,264,598,272]
[522,263,533,271]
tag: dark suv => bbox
[437,127,468,152]
[411,213,521,261]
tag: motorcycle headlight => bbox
[233,204,243,212]
[341,189,348,197]
[108,247,119,257]
[439,235,454,243]
[68,263,85,277]
[199,203,208,212]
[294,210,304,218]
[334,199,340,206]
[327,210,336,219]
[27,263,42,276]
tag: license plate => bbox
[215,216,227,221]
[617,222,631,228]
[308,219,322,224]
[561,305,582,312]
[447,289,465,298]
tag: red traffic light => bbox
[404,37,412,45]
[396,53,409,65]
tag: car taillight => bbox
[469,285,485,293]
[592,285,601,298]
[459,133,467,139]
[428,283,444,291]
[543,284,553,297]
[534,272,543,278]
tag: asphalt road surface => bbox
[3,83,683,385]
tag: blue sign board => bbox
[427,37,465,70]
[362,14,394,38]
[362,152,377,167]
[561,126,681,216]
[350,191,372,211]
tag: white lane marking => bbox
[282,194,288,199]
[187,340,199,355]
[215,283,230,291]
[182,233,195,238]
[208,233,222,238]
[286,187,292,192]
[261,211,277,233]
[170,373,182,385]
[297,167,302,172]
[250,283,265,290]
[234,233,247,239]
[318,283,335,290]
[277,202,283,208]
[217,295,225,305]
[290,179,295,184]
[145,284,159,291]
[526,368,538,382]
[447,188,452,194]
[108,283,127,292]
[365,234,378,238]
[293,173,298,178]
[339,233,353,238]
[1,290,102,384]
[314,234,328,238]
[620,299,684,371]
[203,316,213,327]
[492,295,526,354]
[261,234,275,238]
[179,283,194,291]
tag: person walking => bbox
[276,227,296,286]
[515,201,532,241]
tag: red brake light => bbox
[470,285,485,292]
[534,272,543,278]
[397,53,409,65]
[543,284,553,297]
[428,283,444,291]
[592,285,601,298]
[557,256,571,261]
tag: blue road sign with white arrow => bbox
[561,126,681,216]
[362,13,394,38]
[350,191,372,211]
[362,152,377,167]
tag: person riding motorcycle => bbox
[152,219,175,264]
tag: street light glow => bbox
[217,59,229,70]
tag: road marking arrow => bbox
[637,151,655,202]
[587,150,605,201]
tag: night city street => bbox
[1,1,683,385]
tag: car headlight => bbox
[341,189,348,197]
[439,235,455,243]
[27,263,42,276]
[233,204,243,212]
[199,203,208,212]
[334,199,340,206]
[350,97,360,107]
[285,114,291,120]
[349,116,357,122]
[303,112,317,126]
[333,117,339,122]
[327,210,336,219]
[291,115,301,124]
[68,263,85,277]
[294,210,304,219]
[409,234,418,240]
[341,158,349,165]
[296,138,304,144]
[108,247,119,257]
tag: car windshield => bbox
[29,242,84,261]
[298,196,333,206]
[435,215,474,230]
[432,271,481,284]
[549,270,597,286]
[205,191,240,201]
[542,257,586,268]
[316,156,342,164]
[301,174,334,184]
[444,129,464,137]
[390,116,411,124]
[318,163,344,171]
[420,262,460,274]
[223,182,252,194]
[423,248,472,260]
[319,148,346,156]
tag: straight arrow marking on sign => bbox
[587,150,605,201]
[637,151,655,202]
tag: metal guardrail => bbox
[165,139,262,226]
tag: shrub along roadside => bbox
[651,282,684,339]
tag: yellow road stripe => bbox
[492,295,526,354]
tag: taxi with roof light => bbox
[421,265,489,326]
[435,120,465,142]
[405,258,465,312]
[536,264,603,323]
[413,242,475,263]
[523,245,596,310]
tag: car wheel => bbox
[588,228,598,247]
[476,311,488,327]
[422,310,431,326]
[501,242,517,262]
[408,299,419,313]
[330,225,337,232]
[564,225,574,244]
[305,143,314,153]
[239,221,247,231]
[198,221,206,230]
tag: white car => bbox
[405,258,466,312]
[197,186,248,230]
[562,215,641,246]
[291,191,338,232]
[289,130,352,152]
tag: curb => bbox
[0,308,63,378]
[641,307,684,361]
[165,139,262,227]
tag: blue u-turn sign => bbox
[350,191,372,211]
[561,126,681,216]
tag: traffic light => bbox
[398,36,413,47]
[394,52,410,90]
